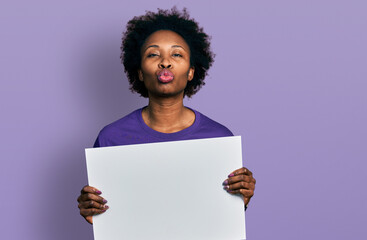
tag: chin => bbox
[149,90,185,98]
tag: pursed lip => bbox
[157,69,174,83]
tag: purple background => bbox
[1,0,366,239]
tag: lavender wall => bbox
[1,0,366,239]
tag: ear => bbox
[188,66,195,81]
[138,69,143,81]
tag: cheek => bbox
[141,63,157,76]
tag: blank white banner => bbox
[86,136,246,240]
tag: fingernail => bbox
[227,190,233,193]
[228,173,235,177]
[222,180,228,185]
[103,199,108,203]
[223,185,229,190]
[95,190,102,194]
[104,205,109,209]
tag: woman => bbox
[77,7,256,224]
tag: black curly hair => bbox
[121,7,215,98]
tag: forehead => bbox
[142,30,190,51]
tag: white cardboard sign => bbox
[86,136,246,240]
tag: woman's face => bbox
[138,30,195,98]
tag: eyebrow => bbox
[143,44,186,52]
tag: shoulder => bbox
[94,108,142,147]
[100,108,140,135]
[193,109,234,137]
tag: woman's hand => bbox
[77,185,109,224]
[222,167,256,208]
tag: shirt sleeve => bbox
[93,137,100,148]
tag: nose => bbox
[159,57,171,69]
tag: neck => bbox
[142,94,195,133]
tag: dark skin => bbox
[77,30,256,224]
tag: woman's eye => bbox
[173,53,183,57]
[147,53,158,58]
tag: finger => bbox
[252,177,256,184]
[223,175,253,185]
[244,197,249,206]
[78,200,109,210]
[78,192,107,204]
[228,167,253,177]
[81,185,102,195]
[224,182,255,192]
[86,216,93,224]
[227,189,254,198]
[80,207,107,218]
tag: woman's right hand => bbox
[77,185,109,224]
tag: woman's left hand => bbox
[222,167,256,208]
